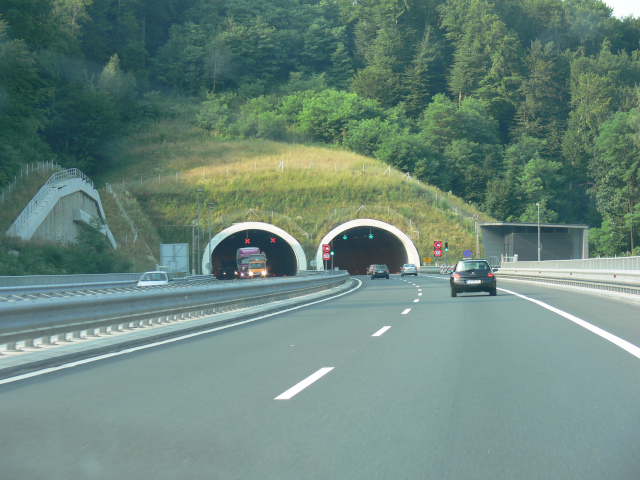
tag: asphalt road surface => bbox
[1,275,639,479]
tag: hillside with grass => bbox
[97,120,493,268]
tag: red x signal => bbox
[270,237,276,243]
[244,238,251,244]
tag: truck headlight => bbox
[262,270,267,276]
[248,271,254,277]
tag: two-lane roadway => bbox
[1,275,639,479]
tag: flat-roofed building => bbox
[479,222,588,265]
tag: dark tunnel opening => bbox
[211,229,298,277]
[325,226,407,275]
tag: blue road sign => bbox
[463,249,472,258]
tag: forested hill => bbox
[1,0,640,255]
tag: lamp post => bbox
[196,189,204,274]
[536,202,541,262]
[191,220,196,275]
[208,202,214,274]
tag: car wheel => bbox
[490,287,497,296]
[386,275,389,279]
[371,275,374,280]
[451,288,457,297]
[414,273,418,276]
[401,273,404,277]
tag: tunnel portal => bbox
[318,219,420,275]
[204,222,305,277]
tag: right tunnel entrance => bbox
[318,220,420,275]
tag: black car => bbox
[217,260,237,280]
[370,264,389,279]
[450,259,497,297]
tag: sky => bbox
[604,0,640,18]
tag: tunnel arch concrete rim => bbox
[203,221,307,274]
[316,219,420,271]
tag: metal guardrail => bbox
[0,273,143,288]
[0,272,349,351]
[495,260,640,297]
[499,257,640,271]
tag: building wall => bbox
[481,224,588,262]
[31,191,101,243]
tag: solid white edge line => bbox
[499,288,640,360]
[401,309,411,314]
[0,280,363,386]
[372,326,391,337]
[275,367,334,400]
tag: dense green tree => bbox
[591,109,640,252]
[297,89,382,143]
[513,41,569,152]
[402,26,443,117]
[0,18,51,183]
[44,83,120,173]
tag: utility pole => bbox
[208,202,214,274]
[473,214,479,257]
[536,203,541,261]
[196,189,204,274]
[191,221,196,275]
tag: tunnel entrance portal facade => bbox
[204,222,306,277]
[317,219,420,275]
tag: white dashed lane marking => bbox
[275,368,334,400]
[372,326,392,337]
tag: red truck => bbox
[236,247,268,279]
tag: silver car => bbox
[401,263,418,277]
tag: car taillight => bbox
[386,270,389,273]
[452,272,461,278]
[487,271,494,278]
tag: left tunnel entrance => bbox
[205,222,304,277]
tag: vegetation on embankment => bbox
[103,125,491,266]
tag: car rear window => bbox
[457,262,489,272]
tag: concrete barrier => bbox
[0,272,349,352]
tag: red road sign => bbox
[434,241,442,249]
[244,238,251,244]
[322,252,331,261]
[434,249,442,257]
[322,244,331,253]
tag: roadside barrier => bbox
[0,272,348,353]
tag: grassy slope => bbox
[97,120,493,266]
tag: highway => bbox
[1,275,639,479]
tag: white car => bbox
[401,264,418,277]
[137,271,169,287]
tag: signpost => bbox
[322,244,330,269]
[434,240,442,260]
